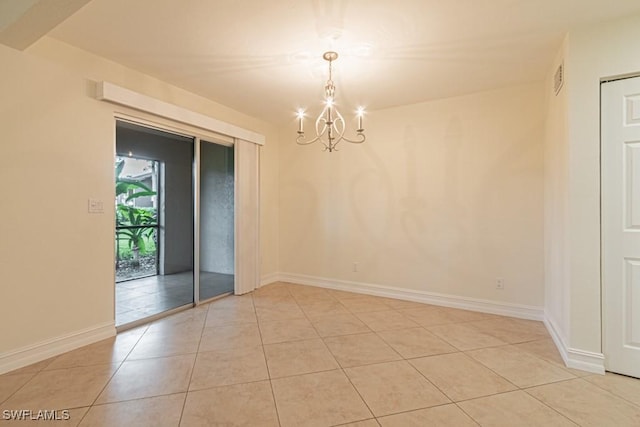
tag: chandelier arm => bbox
[297,116,329,150]
[315,107,329,135]
[296,130,328,147]
[296,133,321,145]
[332,107,365,145]
[342,133,366,144]
[316,112,331,151]
[338,133,366,144]
[329,110,346,150]
[333,108,350,151]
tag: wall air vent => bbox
[554,62,564,96]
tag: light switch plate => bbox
[88,198,104,214]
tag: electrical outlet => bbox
[353,262,358,272]
[496,278,504,290]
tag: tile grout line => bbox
[526,374,640,411]
[320,293,425,423]
[337,359,377,423]
[0,371,39,408]
[462,344,579,384]
[79,326,152,422]
[578,376,640,409]
[254,288,284,427]
[78,364,128,424]
[521,379,585,425]
[82,390,190,407]
[452,401,483,426]
[289,285,378,424]
[0,344,71,406]
[176,301,211,426]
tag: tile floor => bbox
[116,271,234,325]
[2,282,640,426]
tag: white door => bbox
[602,76,640,378]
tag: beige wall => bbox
[279,83,545,308]
[560,13,640,355]
[543,38,570,344]
[0,38,279,359]
[0,43,115,354]
[28,38,281,284]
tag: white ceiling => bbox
[45,0,640,125]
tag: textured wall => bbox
[200,142,235,274]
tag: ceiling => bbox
[34,1,640,124]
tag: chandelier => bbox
[296,51,365,152]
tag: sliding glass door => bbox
[115,122,195,326]
[114,122,237,327]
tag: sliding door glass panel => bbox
[115,157,159,282]
[115,122,195,326]
[199,141,235,300]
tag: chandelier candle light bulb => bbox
[297,109,305,133]
[296,51,366,152]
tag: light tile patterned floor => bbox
[2,282,640,426]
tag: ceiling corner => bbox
[0,0,92,50]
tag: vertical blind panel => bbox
[235,139,260,295]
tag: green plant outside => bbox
[115,233,157,259]
[115,159,158,260]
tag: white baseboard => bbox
[544,314,605,374]
[275,272,605,375]
[566,348,605,374]
[0,322,116,375]
[543,315,570,364]
[260,272,279,288]
[277,272,544,321]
